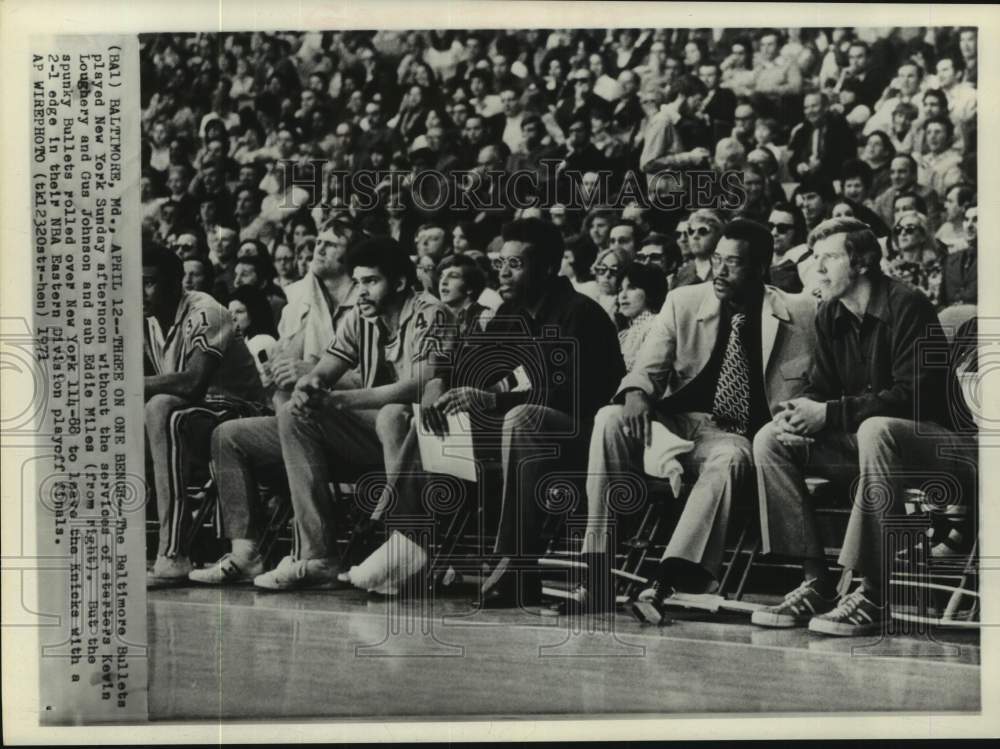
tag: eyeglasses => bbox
[594,265,622,277]
[767,222,794,233]
[894,225,922,235]
[636,252,664,264]
[710,254,745,271]
[492,256,525,271]
[687,226,713,237]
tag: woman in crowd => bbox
[294,236,315,280]
[592,246,627,325]
[617,263,668,373]
[451,221,477,254]
[861,130,896,196]
[883,211,944,306]
[227,285,279,387]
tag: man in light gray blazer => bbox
[553,218,818,619]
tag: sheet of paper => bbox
[412,405,477,482]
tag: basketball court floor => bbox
[147,586,980,720]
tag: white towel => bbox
[642,422,695,496]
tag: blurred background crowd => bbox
[139,26,978,340]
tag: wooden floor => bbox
[146,585,980,720]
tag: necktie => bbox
[712,312,751,436]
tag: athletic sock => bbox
[231,539,259,561]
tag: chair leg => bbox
[718,525,748,596]
[429,503,475,588]
[614,504,654,599]
[732,534,760,602]
[182,480,217,559]
[256,493,293,568]
[942,540,978,622]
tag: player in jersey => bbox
[249,236,458,591]
[142,243,266,586]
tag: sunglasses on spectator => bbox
[594,265,622,276]
[687,226,713,237]
[636,252,664,264]
[492,256,525,271]
[767,222,794,233]
[894,224,923,235]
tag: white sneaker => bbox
[189,553,264,585]
[342,531,428,596]
[148,555,193,588]
[253,555,348,591]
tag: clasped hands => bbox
[772,397,826,446]
[288,374,345,419]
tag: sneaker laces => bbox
[828,588,879,618]
[782,578,821,605]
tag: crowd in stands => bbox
[140,26,979,637]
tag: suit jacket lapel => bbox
[761,287,790,370]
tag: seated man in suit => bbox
[557,219,818,619]
[751,218,976,636]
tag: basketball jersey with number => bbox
[144,290,265,403]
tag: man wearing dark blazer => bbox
[698,62,738,139]
[788,92,858,186]
[556,219,818,618]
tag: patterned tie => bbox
[712,312,751,436]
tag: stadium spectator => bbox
[593,246,627,323]
[860,130,896,196]
[635,232,683,287]
[788,91,857,184]
[872,153,942,232]
[936,183,975,253]
[616,262,668,372]
[766,202,810,294]
[883,211,943,306]
[673,209,723,288]
[939,204,977,307]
